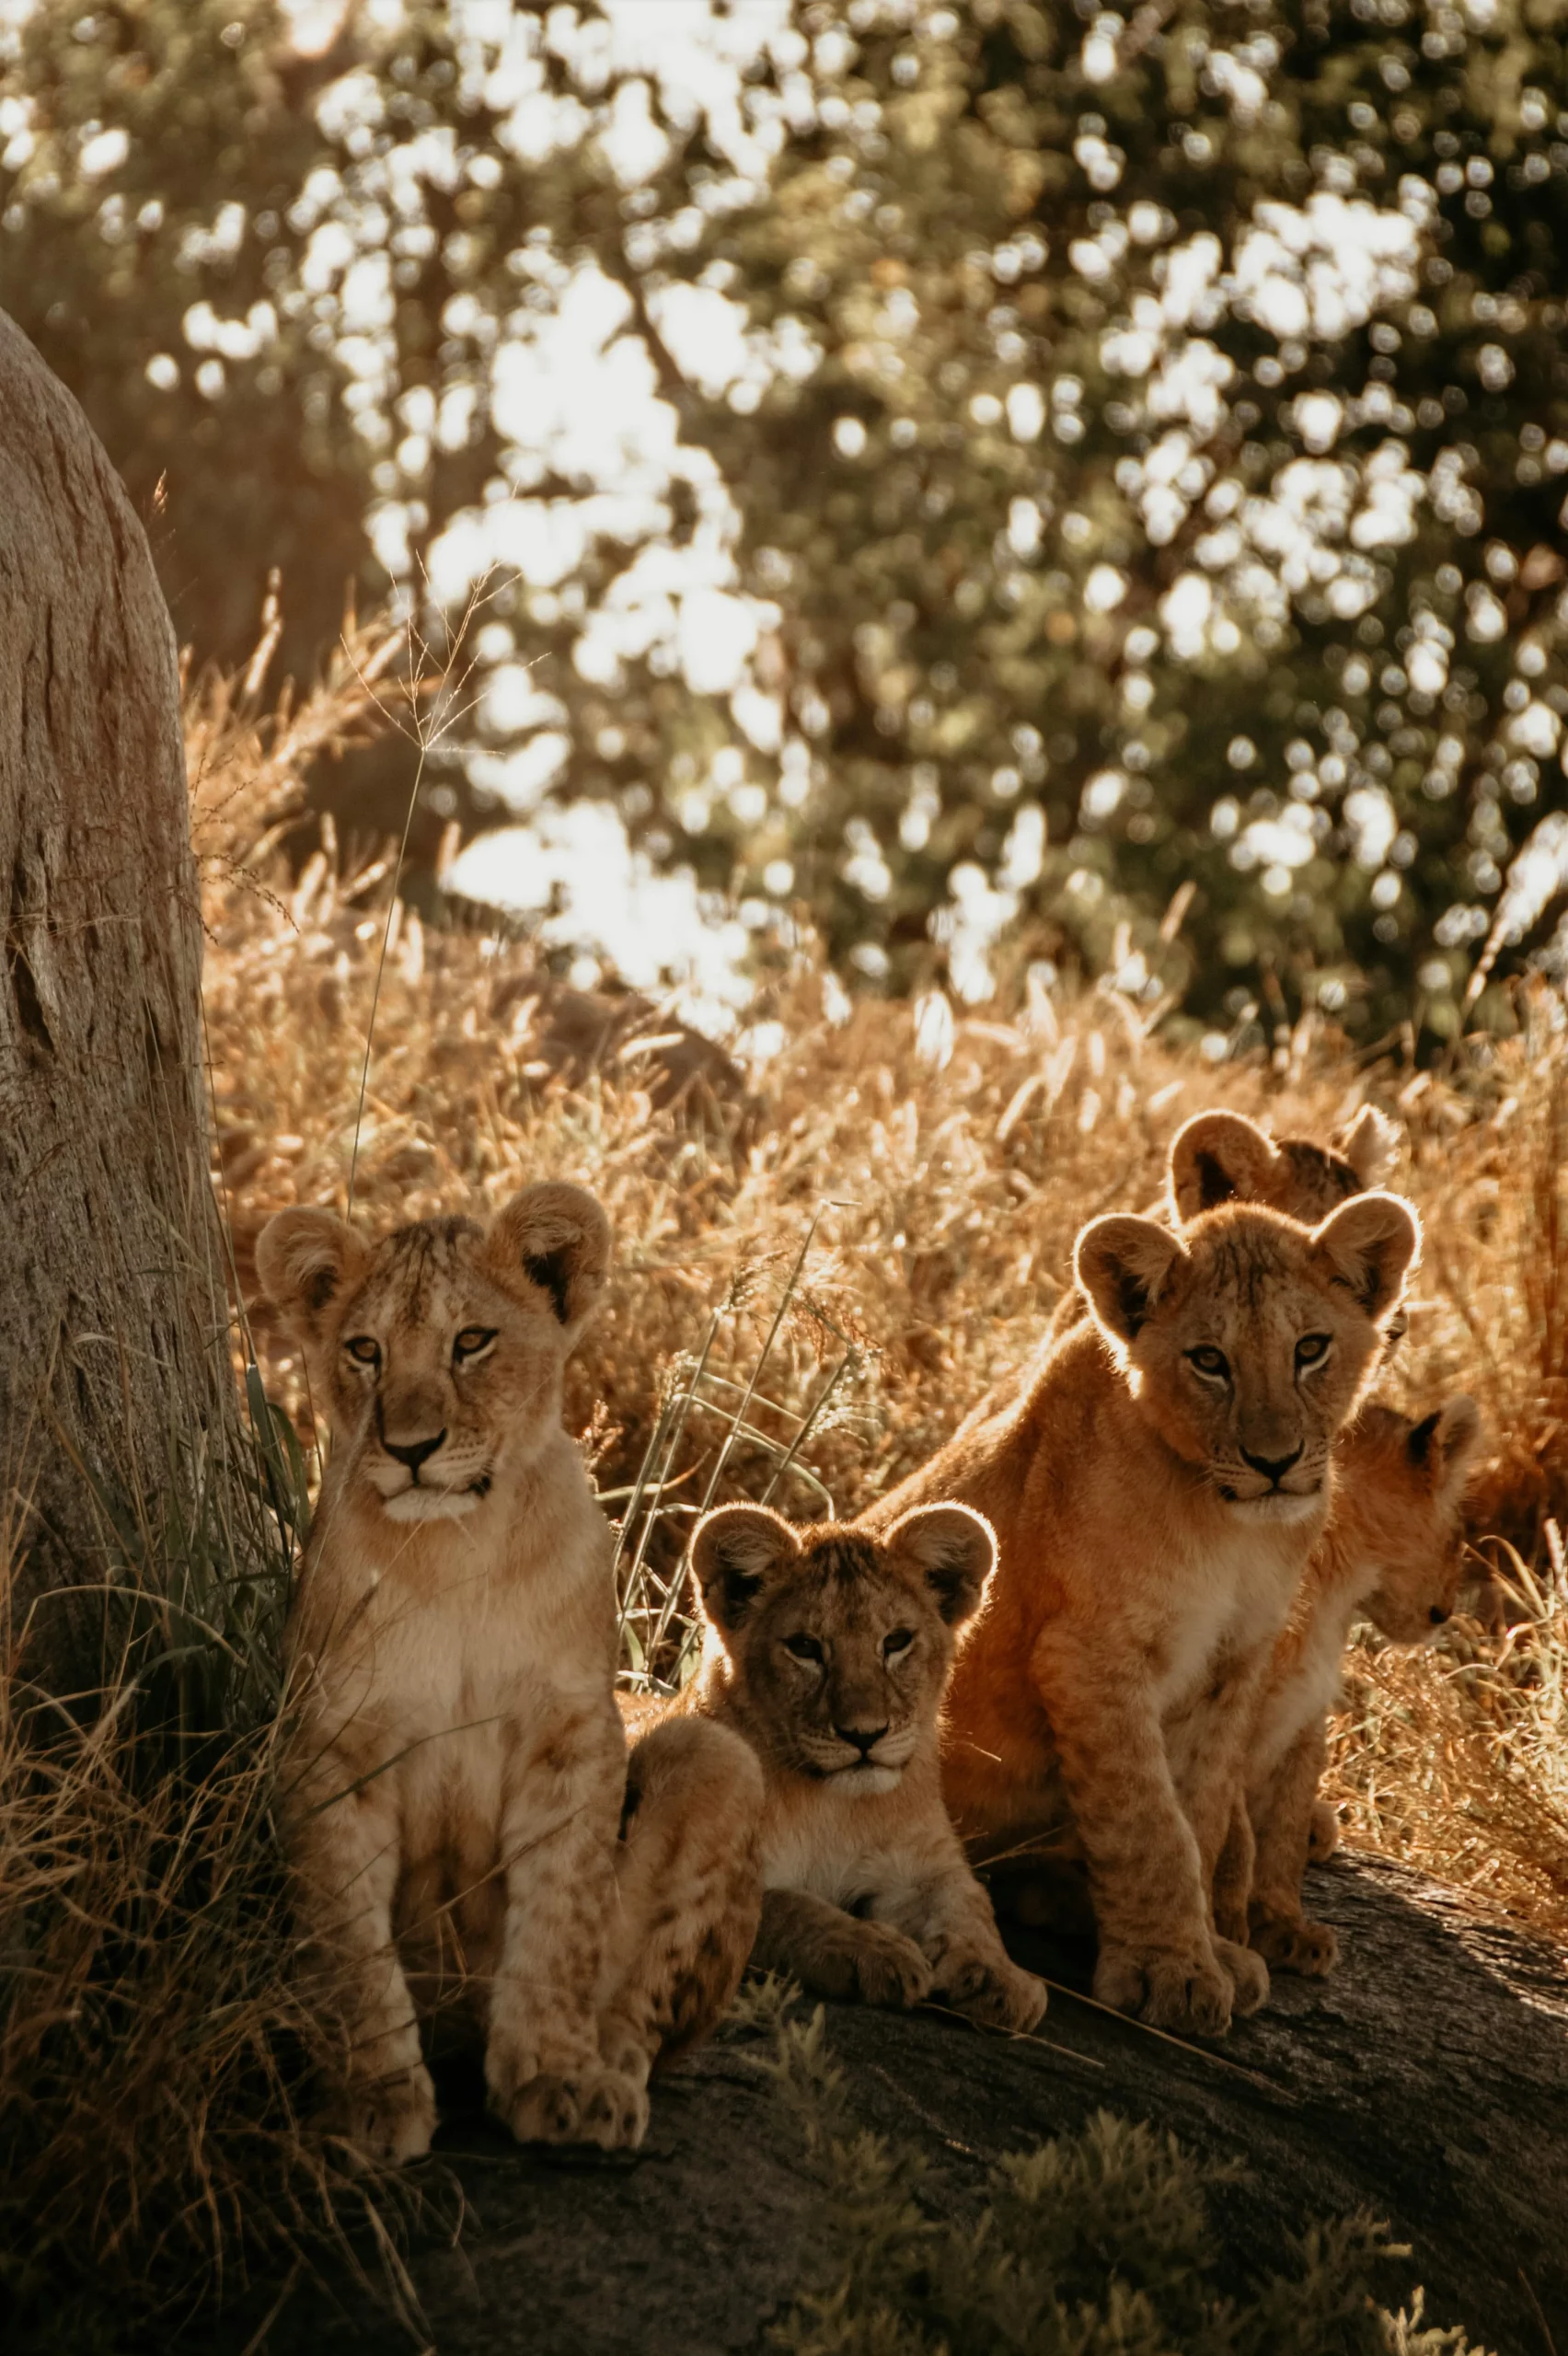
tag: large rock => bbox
[232,1852,1568,2353]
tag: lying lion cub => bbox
[258,1186,763,2164]
[669,1502,1047,2034]
[1216,1393,1481,1976]
[860,1191,1419,2037]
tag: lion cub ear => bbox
[485,1182,610,1339]
[1075,1215,1187,1349]
[1334,1103,1401,1191]
[1407,1393,1482,1505]
[1309,1192,1421,1322]
[883,1504,996,1627]
[1167,1110,1281,1223]
[690,1505,800,1636]
[256,1207,369,1348]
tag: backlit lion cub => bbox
[1167,1105,1400,1226]
[1215,1393,1481,1975]
[1008,1103,1403,1385]
[674,1503,1047,2034]
[258,1186,763,2165]
[860,1192,1419,2038]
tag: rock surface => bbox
[240,1852,1568,2356]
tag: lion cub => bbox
[860,1192,1419,2038]
[1216,1394,1481,1975]
[258,1185,763,2165]
[1017,1103,1402,1380]
[674,1503,1047,2034]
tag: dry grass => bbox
[5,636,1567,2339]
[191,645,1568,1949]
[0,1435,427,2345]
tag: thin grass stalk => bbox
[760,1353,857,1509]
[692,1211,823,1523]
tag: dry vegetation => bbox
[4,643,1567,2341]
[194,647,1568,1950]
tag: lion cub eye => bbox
[1185,1345,1230,1382]
[344,1335,381,1369]
[453,1326,499,1365]
[782,1633,824,1665]
[882,1628,916,1659]
[1296,1333,1332,1370]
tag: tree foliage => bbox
[3,0,1566,1039]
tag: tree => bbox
[4,0,1565,1044]
[0,308,240,1679]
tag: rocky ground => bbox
[236,1852,1568,2356]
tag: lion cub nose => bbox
[1240,1443,1303,1487]
[1428,1604,1449,1626]
[384,1430,447,1478]
[836,1723,889,1760]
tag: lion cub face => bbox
[257,1183,609,1525]
[689,1505,996,1796]
[1343,1397,1481,1642]
[1076,1195,1419,1525]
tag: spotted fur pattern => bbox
[860,1194,1419,2038]
[1215,1393,1481,1976]
[674,1505,1047,2035]
[258,1185,762,2163]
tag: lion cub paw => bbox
[335,2063,437,2167]
[1094,1943,1234,2038]
[936,1949,1049,2034]
[810,1920,933,2009]
[1213,1934,1270,2016]
[499,2066,650,2153]
[1251,1907,1339,1978]
[1307,1801,1342,1865]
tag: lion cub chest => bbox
[759,1783,936,1915]
[1151,1520,1307,1722]
[1253,1585,1361,1788]
[315,1560,617,1945]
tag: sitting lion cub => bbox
[258,1185,763,2164]
[671,1502,1047,2034]
[860,1191,1419,2038]
[1215,1393,1481,1975]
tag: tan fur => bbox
[1167,1107,1399,1225]
[671,1505,1047,2034]
[1215,1394,1481,1975]
[258,1186,762,2164]
[1028,1104,1407,1369]
[859,1194,1420,2037]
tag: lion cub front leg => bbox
[1248,1719,1339,1977]
[1033,1624,1237,2038]
[754,1887,934,2008]
[284,1750,435,2166]
[1211,1796,1255,1950]
[486,1703,646,2152]
[880,1838,1047,2034]
[1168,1647,1273,2021]
[596,1719,766,2081]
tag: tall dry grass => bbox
[0,1405,429,2343]
[5,630,1566,2339]
[194,641,1568,1947]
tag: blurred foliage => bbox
[3,0,1568,1040]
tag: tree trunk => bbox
[0,308,236,1681]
